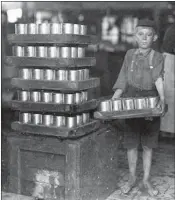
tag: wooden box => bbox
[7,126,119,200]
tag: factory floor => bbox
[1,126,175,200]
[106,136,175,200]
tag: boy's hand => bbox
[156,99,166,116]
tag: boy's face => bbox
[135,26,158,49]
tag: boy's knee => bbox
[142,145,152,152]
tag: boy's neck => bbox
[138,48,151,55]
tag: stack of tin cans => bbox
[19,68,90,81]
[19,112,90,128]
[13,46,86,58]
[18,90,88,104]
[99,97,159,112]
[15,23,87,35]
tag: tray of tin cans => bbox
[94,96,165,120]
[11,112,100,138]
[11,90,98,113]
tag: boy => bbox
[112,19,165,196]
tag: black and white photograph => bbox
[1,1,175,200]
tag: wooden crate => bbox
[7,126,119,200]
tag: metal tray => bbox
[11,120,100,138]
[94,106,168,120]
[11,78,100,91]
[10,99,98,113]
[6,56,96,68]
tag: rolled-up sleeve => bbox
[152,55,164,82]
[112,53,128,91]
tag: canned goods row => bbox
[19,68,90,81]
[19,112,90,128]
[15,23,87,35]
[99,97,159,112]
[18,90,88,104]
[13,46,85,58]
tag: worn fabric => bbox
[113,48,164,91]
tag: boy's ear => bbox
[153,34,158,42]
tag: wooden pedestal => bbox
[7,126,119,200]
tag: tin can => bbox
[32,113,42,125]
[53,93,64,104]
[122,98,135,110]
[27,23,37,34]
[66,116,76,128]
[82,113,90,124]
[61,47,71,58]
[99,100,112,112]
[56,70,68,81]
[42,92,52,103]
[112,99,122,111]
[77,69,84,80]
[63,23,73,34]
[50,23,62,34]
[44,69,55,80]
[19,90,30,101]
[69,70,79,81]
[15,24,27,34]
[73,24,80,34]
[43,114,54,126]
[55,116,65,127]
[76,114,83,126]
[36,46,48,57]
[13,46,24,57]
[83,69,89,80]
[20,68,31,79]
[80,25,87,35]
[48,46,57,58]
[71,47,78,58]
[78,47,85,58]
[25,46,36,57]
[75,92,82,104]
[31,91,41,102]
[20,113,31,124]
[32,69,44,80]
[134,98,148,110]
[38,23,50,34]
[65,93,74,104]
[81,91,88,102]
[147,96,159,109]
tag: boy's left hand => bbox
[156,99,166,116]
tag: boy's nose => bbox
[143,35,147,40]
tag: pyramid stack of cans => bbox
[99,97,159,112]
[13,23,98,131]
[20,112,90,128]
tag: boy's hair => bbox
[136,19,157,33]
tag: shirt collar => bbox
[135,48,152,57]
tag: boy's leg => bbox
[121,148,138,194]
[142,146,158,196]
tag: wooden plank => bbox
[10,150,65,177]
[8,34,98,45]
[65,142,80,200]
[11,78,100,91]
[10,99,98,113]
[6,56,96,68]
[11,120,100,138]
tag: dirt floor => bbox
[106,137,175,200]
